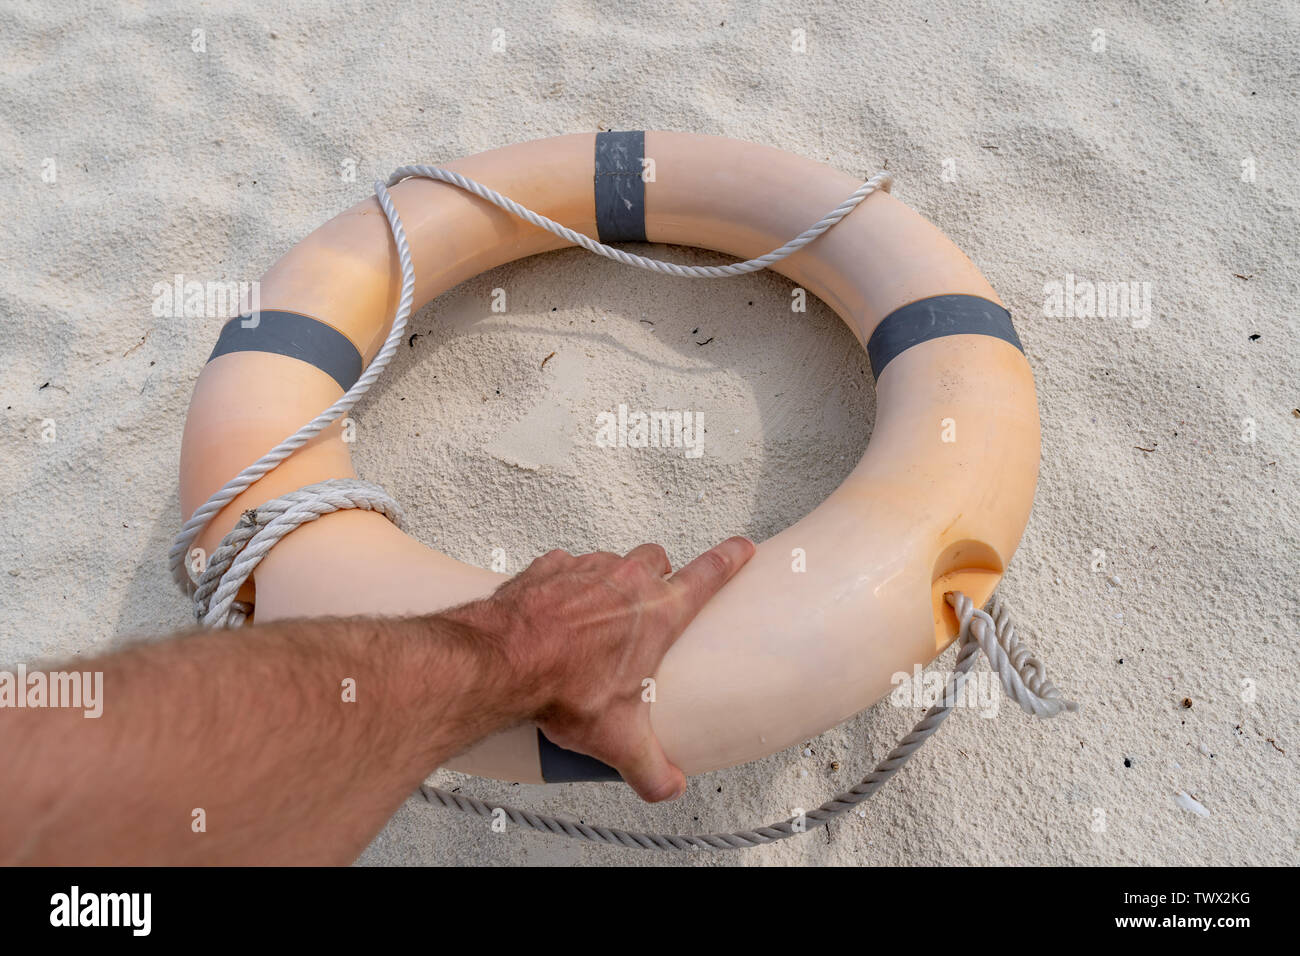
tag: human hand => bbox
[449,537,755,802]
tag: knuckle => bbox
[530,549,570,573]
[699,548,731,580]
[612,558,653,589]
[623,556,655,578]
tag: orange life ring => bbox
[177,132,1039,783]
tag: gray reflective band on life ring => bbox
[206,310,364,392]
[594,130,647,243]
[866,294,1023,379]
[537,728,621,783]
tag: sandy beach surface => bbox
[1,0,1295,865]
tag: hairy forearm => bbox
[1,536,754,863]
[1,610,529,865]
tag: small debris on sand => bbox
[1174,791,1210,817]
[123,330,150,357]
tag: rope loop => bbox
[193,479,403,628]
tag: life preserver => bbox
[178,132,1038,783]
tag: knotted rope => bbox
[192,479,404,629]
[169,157,1074,849]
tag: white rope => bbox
[385,164,893,278]
[166,175,418,595]
[416,591,1075,850]
[168,163,892,595]
[192,479,404,629]
[168,155,1074,849]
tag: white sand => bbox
[1,1,1295,865]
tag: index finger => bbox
[666,536,756,624]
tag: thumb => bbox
[615,726,687,803]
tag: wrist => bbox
[434,599,550,723]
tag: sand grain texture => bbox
[0,0,1295,865]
